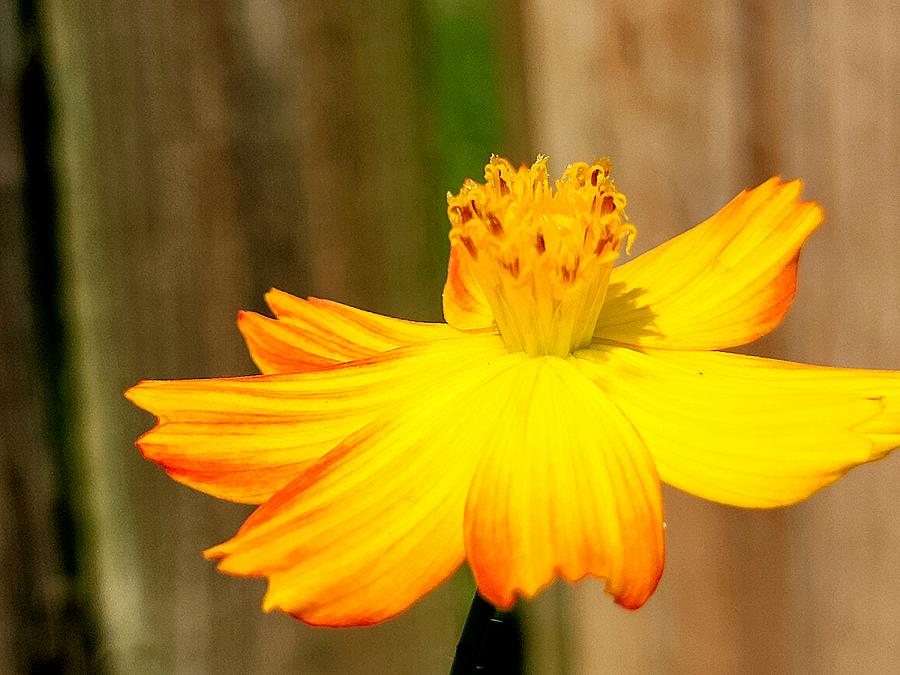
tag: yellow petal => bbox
[205,350,527,626]
[241,288,463,373]
[642,349,900,453]
[575,345,900,507]
[441,243,495,330]
[463,356,664,610]
[596,178,822,349]
[126,334,508,504]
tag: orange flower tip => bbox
[123,381,140,403]
[205,551,268,580]
[123,380,157,412]
[203,540,264,574]
[615,595,650,611]
[260,594,293,617]
[133,429,157,458]
[264,287,311,315]
[281,606,383,629]
[474,572,561,611]
[295,614,381,629]
[236,309,272,338]
[447,155,634,357]
[202,542,229,562]
[259,588,392,627]
[475,569,657,613]
[614,571,662,611]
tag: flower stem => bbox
[450,591,522,674]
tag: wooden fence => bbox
[2,1,899,673]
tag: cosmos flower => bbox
[127,156,900,627]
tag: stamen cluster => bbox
[448,156,634,356]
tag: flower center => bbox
[448,155,634,357]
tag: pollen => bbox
[448,155,635,357]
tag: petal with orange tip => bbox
[464,356,664,610]
[126,333,508,504]
[240,289,462,374]
[205,349,527,626]
[237,311,338,373]
[442,243,495,331]
[575,344,900,508]
[596,178,822,350]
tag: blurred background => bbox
[2,1,899,673]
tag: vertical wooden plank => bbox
[0,10,46,673]
[761,2,900,673]
[39,0,506,672]
[0,2,94,671]
[41,2,259,669]
[517,1,842,672]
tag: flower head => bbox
[127,156,900,626]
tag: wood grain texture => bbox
[38,1,479,672]
[767,3,900,673]
[521,1,900,673]
[0,2,94,670]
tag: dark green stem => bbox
[450,592,522,674]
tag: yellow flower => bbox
[127,156,900,626]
